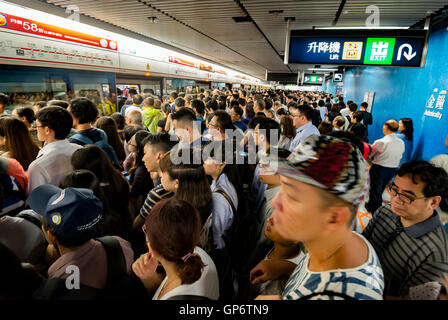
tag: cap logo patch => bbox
[51,190,65,205]
[51,213,62,225]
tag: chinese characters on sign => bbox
[424,88,446,120]
[307,41,341,60]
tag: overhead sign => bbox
[288,29,427,67]
[303,73,324,84]
[333,73,343,82]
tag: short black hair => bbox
[360,102,368,109]
[48,100,69,109]
[142,132,178,153]
[237,98,246,107]
[213,110,233,131]
[297,104,314,121]
[349,103,358,112]
[191,99,205,115]
[170,92,178,99]
[175,97,185,108]
[69,98,99,124]
[397,161,448,210]
[232,106,244,118]
[349,123,366,140]
[206,100,218,112]
[256,117,281,144]
[133,95,143,105]
[14,107,35,124]
[255,99,266,111]
[36,106,73,140]
[171,107,196,125]
[217,101,227,110]
[0,93,8,106]
[352,111,364,123]
[110,112,125,130]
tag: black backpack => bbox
[33,236,148,300]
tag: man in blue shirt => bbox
[231,106,247,132]
[289,104,320,152]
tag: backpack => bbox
[33,236,148,300]
[71,130,120,168]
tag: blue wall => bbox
[331,21,448,161]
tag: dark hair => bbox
[191,99,205,115]
[95,116,126,162]
[133,95,143,105]
[123,125,143,143]
[256,117,281,145]
[297,104,314,121]
[159,148,212,224]
[144,97,155,107]
[14,107,35,124]
[334,116,346,127]
[129,130,151,176]
[111,113,125,130]
[400,118,414,141]
[142,132,178,154]
[171,107,196,125]
[349,123,367,140]
[328,131,364,158]
[397,161,448,211]
[170,92,178,100]
[33,101,47,111]
[318,121,333,135]
[161,102,172,115]
[276,108,288,117]
[0,93,8,106]
[352,111,364,123]
[146,198,204,285]
[360,102,368,109]
[71,145,128,192]
[69,98,99,124]
[237,98,246,107]
[318,100,326,107]
[348,103,358,112]
[280,115,295,139]
[245,101,255,119]
[36,106,73,140]
[217,101,227,111]
[48,100,69,109]
[213,110,233,131]
[0,116,40,171]
[205,100,218,113]
[174,97,185,108]
[232,106,244,118]
[248,115,266,130]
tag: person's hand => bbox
[250,259,296,285]
[132,253,163,293]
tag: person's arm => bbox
[164,113,172,133]
[369,141,383,160]
[26,165,48,195]
[250,259,297,285]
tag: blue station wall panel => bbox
[338,22,448,161]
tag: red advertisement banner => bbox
[0,12,117,51]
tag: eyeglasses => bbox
[387,183,428,204]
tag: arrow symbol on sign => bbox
[318,77,323,81]
[397,44,416,61]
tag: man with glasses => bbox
[288,104,319,152]
[363,161,448,299]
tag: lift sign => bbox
[288,31,426,67]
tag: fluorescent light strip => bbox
[308,68,338,71]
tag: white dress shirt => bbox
[370,133,405,168]
[26,139,83,194]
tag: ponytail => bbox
[177,253,205,285]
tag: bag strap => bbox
[71,133,93,145]
[214,189,236,215]
[298,290,356,300]
[96,236,127,285]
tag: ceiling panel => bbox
[43,0,448,79]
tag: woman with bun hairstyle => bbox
[132,198,219,300]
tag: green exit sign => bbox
[309,75,318,83]
[363,38,396,65]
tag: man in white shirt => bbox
[289,104,320,152]
[27,106,82,194]
[365,119,405,213]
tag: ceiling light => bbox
[308,68,338,72]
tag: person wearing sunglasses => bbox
[363,161,448,299]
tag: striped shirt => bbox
[139,184,174,220]
[282,232,384,300]
[362,204,448,297]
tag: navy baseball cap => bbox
[28,185,103,238]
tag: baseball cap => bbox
[28,185,103,238]
[274,135,369,206]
